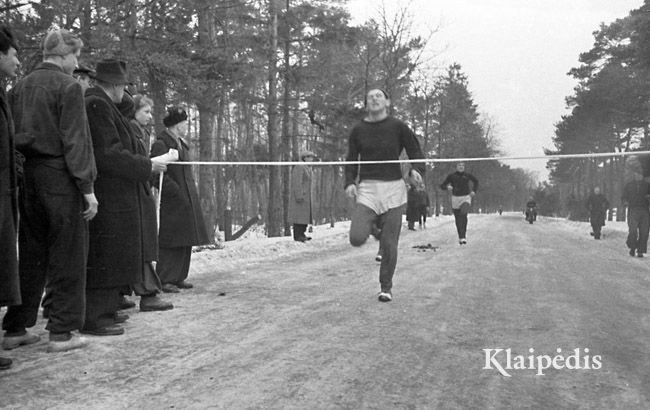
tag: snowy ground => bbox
[1,213,649,410]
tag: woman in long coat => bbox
[150,107,209,292]
[288,150,315,241]
[117,93,173,312]
[84,60,162,334]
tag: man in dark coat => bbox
[289,150,315,241]
[83,60,169,335]
[586,187,609,240]
[406,184,420,230]
[151,107,210,293]
[3,29,97,353]
[0,25,20,370]
[622,170,650,257]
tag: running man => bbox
[440,162,478,245]
[345,88,425,302]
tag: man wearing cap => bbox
[73,63,94,92]
[289,150,316,242]
[83,59,171,335]
[0,25,21,369]
[151,106,210,293]
[3,28,97,353]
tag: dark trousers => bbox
[84,287,121,329]
[626,207,650,253]
[157,246,192,285]
[132,262,163,296]
[350,204,404,293]
[293,223,307,240]
[3,163,87,334]
[591,221,602,238]
[453,208,469,240]
[0,192,19,307]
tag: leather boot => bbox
[140,295,174,312]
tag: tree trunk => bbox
[266,0,282,237]
[281,0,292,236]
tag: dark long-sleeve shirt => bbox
[344,116,425,188]
[621,180,650,209]
[440,171,479,196]
[10,62,96,194]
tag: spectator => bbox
[119,92,174,313]
[586,187,609,240]
[83,60,173,336]
[416,184,430,229]
[289,150,316,242]
[622,170,650,257]
[407,183,430,230]
[73,63,94,92]
[406,183,420,231]
[3,29,97,353]
[0,25,21,369]
[151,106,210,293]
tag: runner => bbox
[345,88,425,302]
[440,162,478,244]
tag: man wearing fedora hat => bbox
[83,59,172,335]
[3,28,97,353]
[151,106,210,293]
[289,150,316,242]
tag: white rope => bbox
[165,150,650,166]
[155,150,648,217]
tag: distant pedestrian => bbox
[151,106,210,293]
[586,187,609,240]
[406,183,419,231]
[406,183,429,230]
[289,150,315,242]
[622,171,650,257]
[440,162,478,244]
[416,184,430,229]
[525,197,537,222]
[345,88,425,302]
[3,29,97,353]
[0,25,21,370]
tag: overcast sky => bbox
[345,0,644,179]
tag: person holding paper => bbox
[83,60,173,336]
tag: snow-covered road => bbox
[1,214,649,409]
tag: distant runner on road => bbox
[440,162,478,245]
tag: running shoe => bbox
[378,291,392,302]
